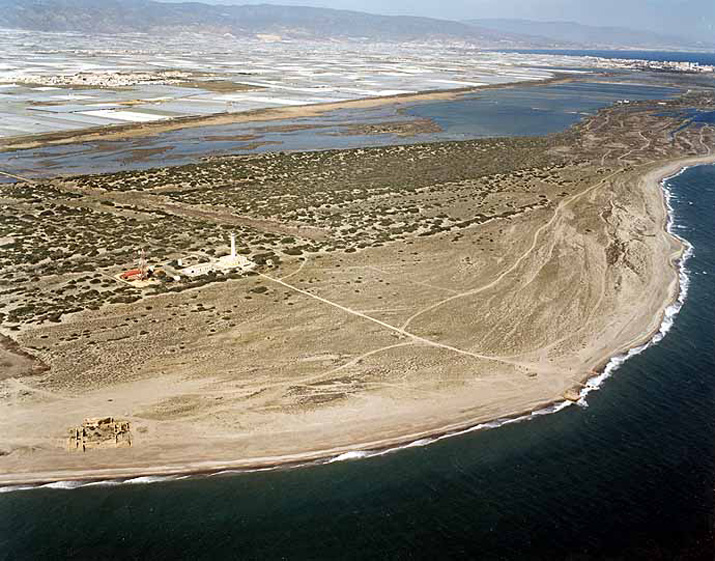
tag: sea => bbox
[501,49,715,66]
[2,53,715,560]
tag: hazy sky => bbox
[160,0,714,38]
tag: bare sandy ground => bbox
[0,335,48,381]
[1,150,711,486]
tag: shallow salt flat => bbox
[169,97,232,105]
[214,91,342,104]
[337,88,415,96]
[26,112,123,127]
[0,124,37,137]
[29,104,122,113]
[0,113,62,130]
[154,101,229,115]
[223,100,279,112]
[79,109,170,122]
[0,115,83,136]
[428,79,487,87]
[4,33,650,140]
[235,81,340,94]
[222,96,314,106]
[47,94,97,101]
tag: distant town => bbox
[593,58,715,74]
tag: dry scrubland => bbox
[1,88,714,483]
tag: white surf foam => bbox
[0,485,35,494]
[40,480,86,490]
[576,167,694,404]
[124,475,176,485]
[326,451,371,463]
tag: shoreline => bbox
[573,156,711,400]
[0,74,579,153]
[1,153,713,490]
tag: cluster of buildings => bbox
[180,233,256,278]
[8,70,196,88]
[68,417,132,452]
[637,60,714,74]
[594,57,715,74]
[118,233,255,286]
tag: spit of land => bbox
[0,80,714,485]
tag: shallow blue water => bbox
[1,164,714,560]
[406,81,678,138]
[0,79,679,179]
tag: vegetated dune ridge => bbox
[0,90,713,486]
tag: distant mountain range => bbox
[0,0,534,45]
[0,0,707,51]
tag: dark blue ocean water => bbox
[501,49,715,66]
[1,165,714,560]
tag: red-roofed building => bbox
[120,269,144,281]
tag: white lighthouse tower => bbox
[217,231,253,270]
[182,231,257,277]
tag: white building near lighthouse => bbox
[181,233,255,278]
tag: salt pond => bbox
[0,76,681,179]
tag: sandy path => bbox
[259,272,512,365]
[400,168,624,331]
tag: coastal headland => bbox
[0,85,713,486]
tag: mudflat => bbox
[0,87,713,485]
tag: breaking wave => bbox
[577,167,693,403]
